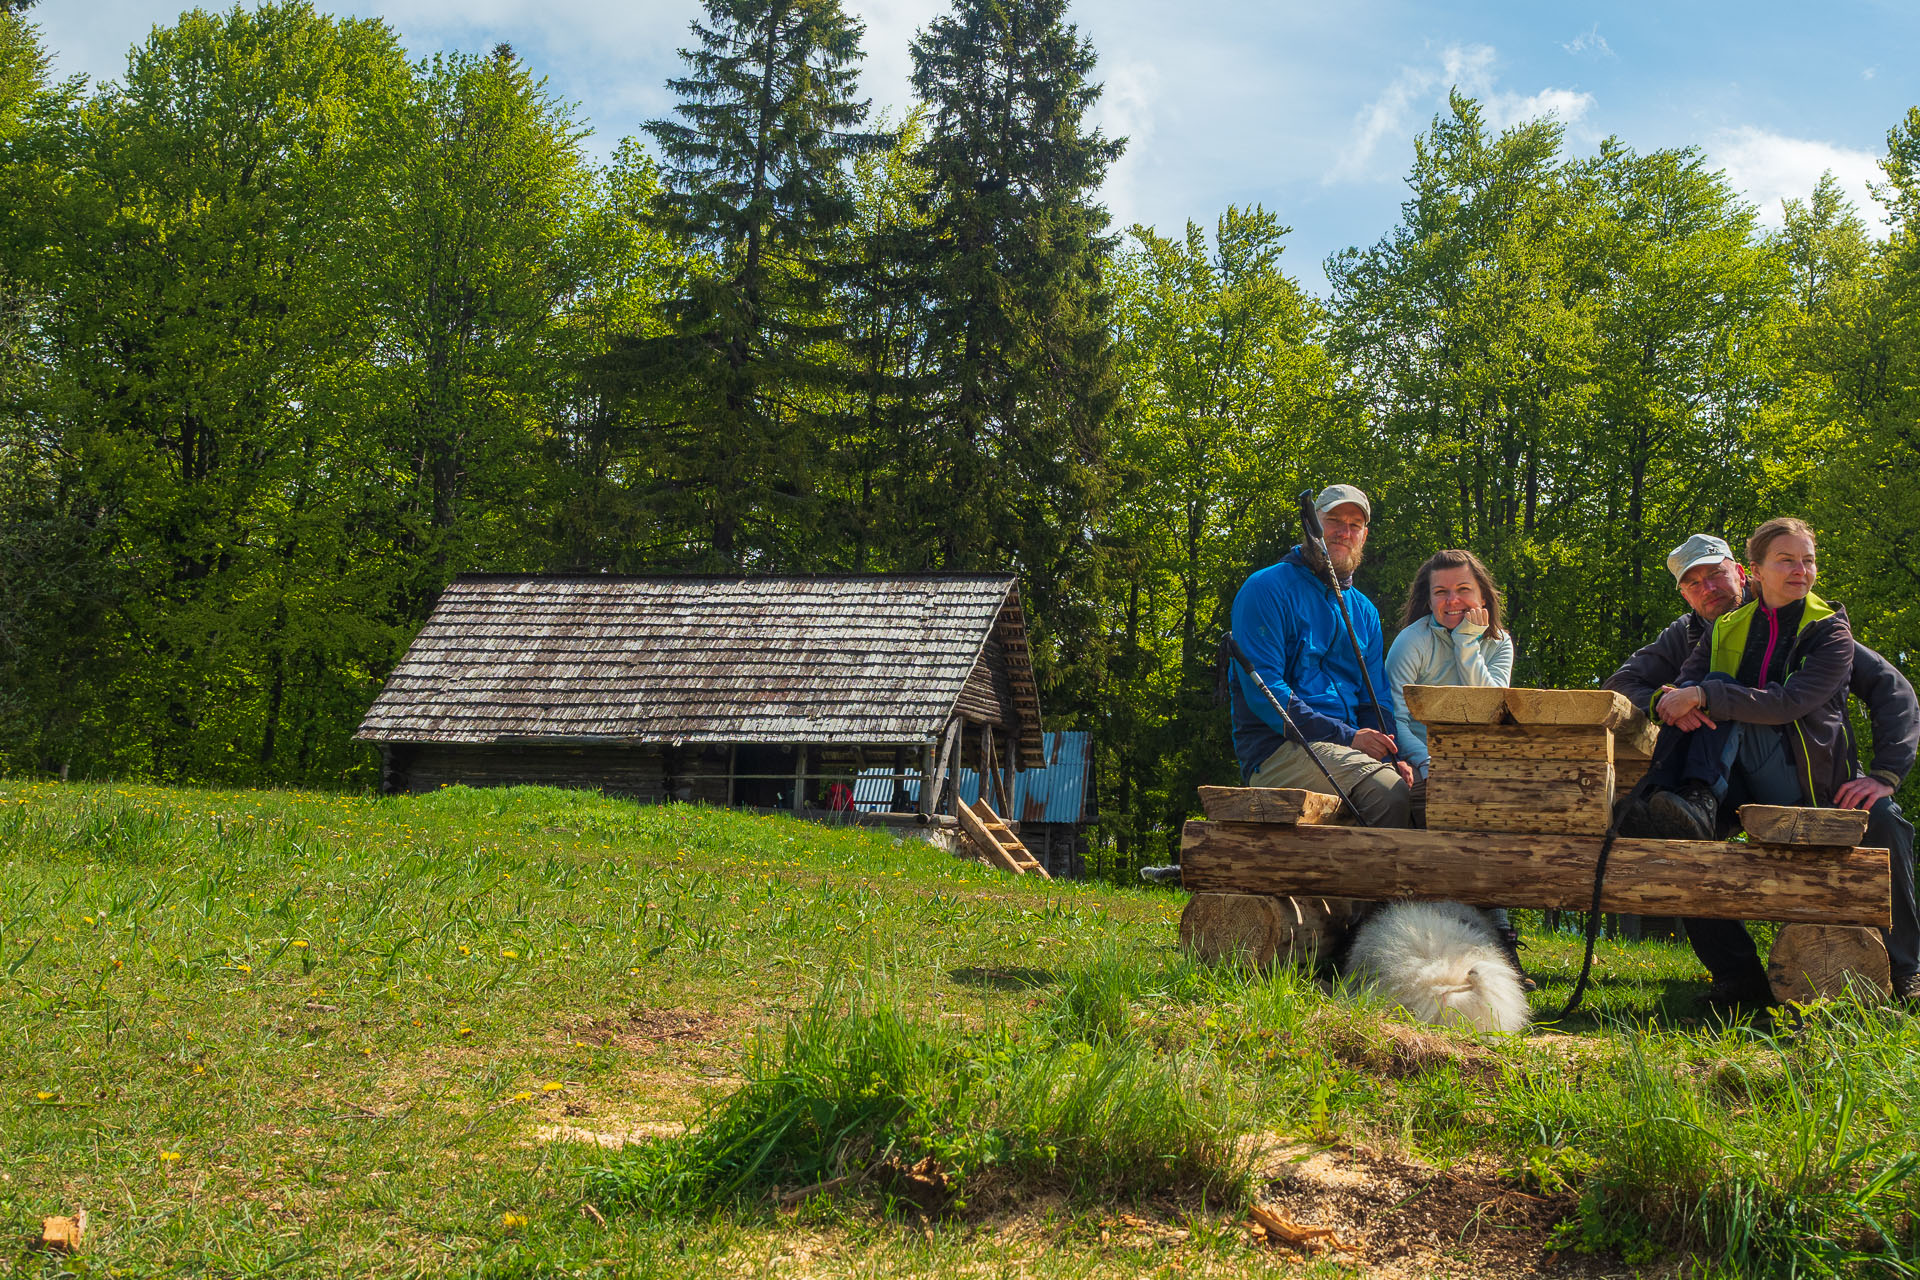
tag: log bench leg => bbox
[1766,924,1891,1006]
[1179,893,1360,972]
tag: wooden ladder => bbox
[957,798,1050,878]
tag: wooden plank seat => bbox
[1179,786,1893,1003]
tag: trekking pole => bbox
[1220,632,1375,828]
[1297,490,1400,762]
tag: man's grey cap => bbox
[1667,533,1735,584]
[1314,484,1371,519]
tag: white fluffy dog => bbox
[1342,901,1531,1034]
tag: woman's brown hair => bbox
[1746,516,1817,567]
[1400,549,1505,639]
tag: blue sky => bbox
[37,0,1920,291]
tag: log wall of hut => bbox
[383,742,733,803]
[955,635,1017,727]
[380,740,931,812]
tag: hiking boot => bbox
[1893,971,1920,1006]
[1648,783,1718,841]
[1138,864,1184,886]
[1703,971,1775,1012]
[1614,792,1656,837]
[1494,926,1539,993]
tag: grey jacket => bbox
[1604,611,1918,789]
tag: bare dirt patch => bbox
[572,1006,729,1051]
[1257,1145,1653,1279]
[534,1120,688,1150]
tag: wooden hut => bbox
[355,573,1043,817]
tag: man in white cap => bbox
[1606,533,1920,1007]
[1225,483,1412,827]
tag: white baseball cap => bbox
[1666,533,1735,583]
[1314,484,1371,520]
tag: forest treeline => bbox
[4,0,1920,863]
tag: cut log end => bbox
[1766,924,1891,1006]
[1179,892,1357,971]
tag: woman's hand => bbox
[1452,605,1489,635]
[1656,684,1716,731]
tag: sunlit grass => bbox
[4,779,1919,1277]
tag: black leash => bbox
[1555,730,1678,1019]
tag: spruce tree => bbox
[901,0,1122,688]
[619,0,882,568]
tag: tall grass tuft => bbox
[1517,1004,1920,1275]
[587,980,1258,1216]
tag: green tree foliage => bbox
[901,0,1123,702]
[13,3,408,780]
[613,0,883,569]
[1,6,637,782]
[8,0,1920,876]
[1329,95,1790,688]
[1102,208,1333,857]
[344,46,606,599]
[1810,111,1920,678]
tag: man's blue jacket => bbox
[1229,547,1392,779]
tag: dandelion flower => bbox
[292,940,309,949]
[501,949,518,959]
[512,1091,532,1101]
[35,1091,53,1101]
[458,1027,474,1037]
[159,1151,182,1162]
[458,946,470,956]
[501,1212,528,1229]
[542,1082,562,1093]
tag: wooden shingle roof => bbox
[356,574,1043,765]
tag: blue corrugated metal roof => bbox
[849,730,1089,821]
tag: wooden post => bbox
[793,745,807,814]
[918,742,937,816]
[1002,730,1017,821]
[980,723,995,811]
[726,744,737,807]
[928,718,962,817]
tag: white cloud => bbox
[1327,44,1591,183]
[1484,87,1594,131]
[1863,66,1877,81]
[1709,126,1888,229]
[1562,24,1612,59]
[1090,57,1160,232]
[1327,42,1494,183]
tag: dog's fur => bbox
[1342,901,1530,1034]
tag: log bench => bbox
[1179,684,1894,1005]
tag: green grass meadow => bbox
[5,780,1920,1278]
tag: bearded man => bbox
[1227,484,1413,827]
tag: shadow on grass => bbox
[948,965,1057,991]
[1527,975,1765,1034]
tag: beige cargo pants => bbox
[1249,740,1411,828]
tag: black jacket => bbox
[1605,609,1917,790]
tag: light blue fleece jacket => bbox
[1384,616,1516,773]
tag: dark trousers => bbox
[1653,691,1808,983]
[1875,798,1918,980]
[1689,797,1917,984]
